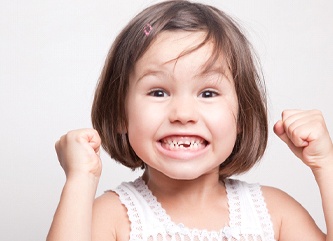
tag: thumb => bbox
[273,120,303,159]
[273,120,289,144]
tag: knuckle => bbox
[66,130,77,139]
[281,109,292,119]
[290,127,299,139]
[311,109,321,115]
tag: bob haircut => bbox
[91,0,268,179]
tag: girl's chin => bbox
[148,164,217,181]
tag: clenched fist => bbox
[55,129,102,179]
[274,110,333,171]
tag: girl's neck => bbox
[142,167,225,204]
[141,166,229,230]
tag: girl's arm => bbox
[47,129,102,241]
[274,109,333,240]
[315,160,333,239]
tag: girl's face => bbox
[126,31,238,180]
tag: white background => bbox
[1,0,332,240]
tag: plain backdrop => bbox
[1,0,332,240]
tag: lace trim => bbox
[225,179,241,228]
[247,182,275,240]
[115,183,144,240]
[225,179,275,241]
[115,177,275,241]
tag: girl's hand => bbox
[55,128,102,179]
[273,110,333,171]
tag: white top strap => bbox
[225,179,275,239]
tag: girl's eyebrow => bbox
[195,68,232,83]
[135,61,177,82]
[135,64,232,83]
[136,69,166,83]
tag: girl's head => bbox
[91,0,268,179]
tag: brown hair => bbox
[91,0,268,179]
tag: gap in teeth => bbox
[162,137,205,150]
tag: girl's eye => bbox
[148,89,168,97]
[199,90,219,98]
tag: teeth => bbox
[162,137,205,150]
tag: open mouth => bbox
[160,136,208,151]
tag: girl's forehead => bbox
[153,30,206,48]
[134,30,227,74]
[144,31,207,60]
[130,30,232,84]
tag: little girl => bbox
[47,1,333,240]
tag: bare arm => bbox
[313,157,333,239]
[91,192,130,241]
[47,175,99,240]
[47,129,102,241]
[263,186,325,241]
[274,110,333,240]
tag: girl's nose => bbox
[168,96,199,124]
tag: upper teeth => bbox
[163,138,204,145]
[162,137,205,150]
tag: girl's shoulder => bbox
[260,185,325,240]
[92,191,130,241]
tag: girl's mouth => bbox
[160,136,208,151]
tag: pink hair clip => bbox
[143,23,153,36]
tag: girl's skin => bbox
[47,31,333,241]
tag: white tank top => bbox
[114,177,275,241]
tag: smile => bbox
[160,136,208,151]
